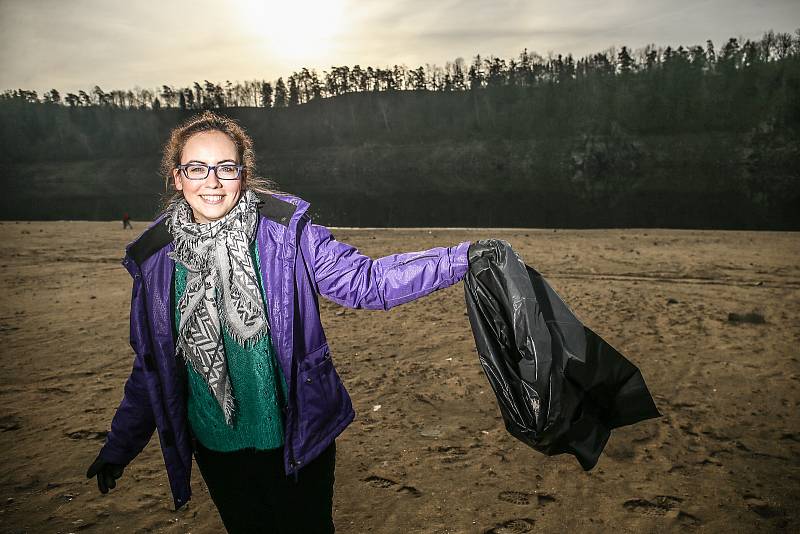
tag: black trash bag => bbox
[464,239,661,470]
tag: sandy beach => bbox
[0,221,798,533]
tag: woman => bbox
[86,111,472,533]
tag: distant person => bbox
[85,111,478,533]
[122,212,132,229]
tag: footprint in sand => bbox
[623,495,700,526]
[65,430,107,441]
[363,475,396,488]
[363,476,422,497]
[666,509,702,526]
[498,491,530,505]
[536,493,556,505]
[623,495,682,515]
[397,485,422,497]
[484,518,535,534]
[434,445,468,464]
[743,494,784,519]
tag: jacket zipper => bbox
[396,253,439,266]
[285,226,300,481]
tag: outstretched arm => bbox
[306,222,471,310]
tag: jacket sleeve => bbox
[98,270,157,466]
[306,221,471,310]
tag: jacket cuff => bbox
[98,441,135,467]
[450,241,471,282]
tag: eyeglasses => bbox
[176,163,243,181]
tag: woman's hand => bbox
[468,239,513,262]
[86,455,125,494]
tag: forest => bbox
[1,29,798,228]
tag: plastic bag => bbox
[464,239,660,470]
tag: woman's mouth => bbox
[200,194,225,205]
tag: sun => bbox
[238,0,347,64]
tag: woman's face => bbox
[173,130,245,224]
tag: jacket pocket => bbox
[297,346,350,444]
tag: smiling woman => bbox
[238,0,347,62]
[173,131,245,224]
[84,110,475,534]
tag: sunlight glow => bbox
[238,0,348,65]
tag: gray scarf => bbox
[166,190,269,426]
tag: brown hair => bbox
[158,110,281,212]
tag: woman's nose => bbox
[204,170,223,187]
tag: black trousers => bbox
[194,440,336,534]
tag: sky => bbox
[0,0,798,95]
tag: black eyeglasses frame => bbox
[176,163,244,181]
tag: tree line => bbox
[3,29,798,111]
[2,28,798,162]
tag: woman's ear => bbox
[173,168,183,191]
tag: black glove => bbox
[86,455,125,494]
[468,239,512,263]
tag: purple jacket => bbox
[98,193,471,510]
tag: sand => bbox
[0,221,798,533]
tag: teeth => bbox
[201,195,224,200]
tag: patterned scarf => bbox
[166,189,268,426]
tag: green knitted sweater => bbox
[174,241,288,451]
